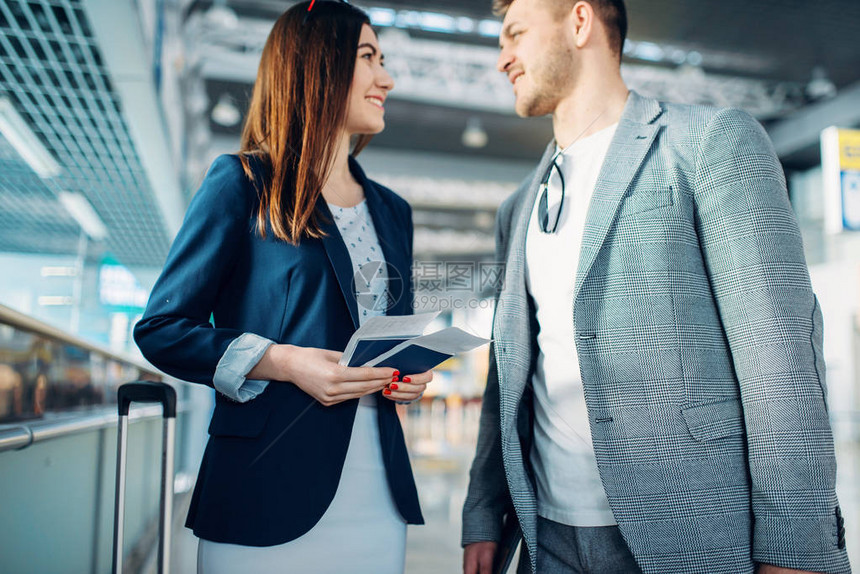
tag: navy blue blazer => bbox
[133,154,424,546]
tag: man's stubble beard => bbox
[517,44,576,118]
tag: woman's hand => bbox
[383,370,432,402]
[249,344,398,406]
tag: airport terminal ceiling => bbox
[195,0,860,160]
[207,0,860,88]
[0,0,859,271]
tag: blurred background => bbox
[0,0,859,572]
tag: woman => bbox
[133,3,431,572]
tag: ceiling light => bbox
[807,66,837,101]
[38,296,74,306]
[0,97,61,179]
[365,8,499,38]
[633,42,664,62]
[686,51,703,67]
[211,94,241,127]
[58,191,109,241]
[396,11,421,28]
[667,48,688,65]
[41,266,78,277]
[368,8,396,27]
[456,17,475,33]
[478,20,502,37]
[419,13,456,33]
[462,117,488,149]
[204,1,238,29]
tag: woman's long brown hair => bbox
[239,1,373,244]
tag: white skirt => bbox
[197,398,407,574]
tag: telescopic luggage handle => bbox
[112,381,177,574]
[118,381,177,418]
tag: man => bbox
[461,1,850,573]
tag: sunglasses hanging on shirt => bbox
[537,150,566,234]
[536,109,607,234]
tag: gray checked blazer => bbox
[462,91,850,574]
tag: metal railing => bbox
[0,400,191,453]
[0,303,175,452]
[0,303,156,373]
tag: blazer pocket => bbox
[208,397,272,438]
[618,191,674,217]
[681,397,744,442]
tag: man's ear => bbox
[570,1,595,49]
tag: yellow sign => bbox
[838,129,860,171]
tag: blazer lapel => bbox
[500,142,555,315]
[359,162,412,317]
[495,143,555,405]
[318,157,412,331]
[318,198,361,330]
[573,91,664,302]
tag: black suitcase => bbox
[111,381,177,574]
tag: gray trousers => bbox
[517,517,642,574]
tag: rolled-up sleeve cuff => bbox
[213,333,274,402]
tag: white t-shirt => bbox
[525,123,618,526]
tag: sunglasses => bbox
[537,150,566,234]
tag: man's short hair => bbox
[493,0,627,59]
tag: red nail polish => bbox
[392,370,400,377]
[403,377,411,383]
[383,389,392,395]
[390,383,399,390]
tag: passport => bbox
[340,312,490,373]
